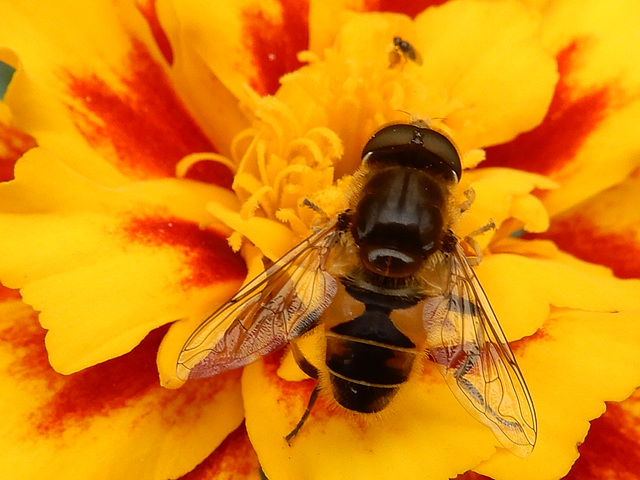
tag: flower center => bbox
[177,33,483,247]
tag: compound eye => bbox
[361,124,462,182]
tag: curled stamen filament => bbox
[240,185,275,219]
[175,152,237,178]
[273,164,311,200]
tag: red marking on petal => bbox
[0,124,37,182]
[534,217,640,279]
[454,472,493,480]
[34,326,168,436]
[363,0,448,17]
[0,284,21,302]
[180,423,260,480]
[242,0,309,96]
[156,369,242,429]
[0,309,166,436]
[137,0,174,65]
[2,302,242,436]
[122,216,247,288]
[181,160,237,185]
[0,308,54,385]
[510,325,553,356]
[66,40,232,187]
[563,394,640,480]
[483,42,610,176]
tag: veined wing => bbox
[176,219,342,381]
[424,241,537,457]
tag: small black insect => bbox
[391,36,423,66]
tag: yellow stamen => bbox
[255,139,271,190]
[233,172,264,196]
[240,184,274,219]
[230,128,258,164]
[275,208,309,237]
[175,152,237,178]
[273,164,311,200]
[304,127,344,165]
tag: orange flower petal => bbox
[413,0,558,151]
[307,0,449,60]
[0,290,244,480]
[535,175,640,280]
[458,168,558,246]
[472,247,640,479]
[167,0,309,98]
[243,245,640,479]
[563,390,640,480]
[477,309,640,480]
[141,0,251,160]
[206,202,296,261]
[243,354,500,480]
[179,423,261,480]
[0,101,36,182]
[0,0,232,185]
[276,0,557,177]
[474,250,640,340]
[0,148,246,374]
[484,0,640,215]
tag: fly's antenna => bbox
[302,198,326,216]
[301,198,333,231]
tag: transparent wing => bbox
[176,220,341,381]
[424,242,537,457]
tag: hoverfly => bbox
[176,122,537,457]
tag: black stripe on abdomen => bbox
[325,306,417,413]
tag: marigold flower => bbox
[0,1,640,479]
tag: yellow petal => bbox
[0,148,245,373]
[0,0,232,186]
[474,243,640,478]
[413,0,558,151]
[308,0,359,54]
[244,355,498,480]
[475,250,640,341]
[457,168,558,246]
[0,292,244,480]
[477,310,640,480]
[484,0,640,215]
[275,0,557,178]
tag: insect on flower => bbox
[176,122,537,457]
[390,36,423,67]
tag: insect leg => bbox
[290,341,319,379]
[453,345,487,406]
[454,344,481,377]
[285,341,320,444]
[285,384,321,444]
[463,220,496,265]
[453,345,525,434]
[301,197,326,216]
[458,188,475,212]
